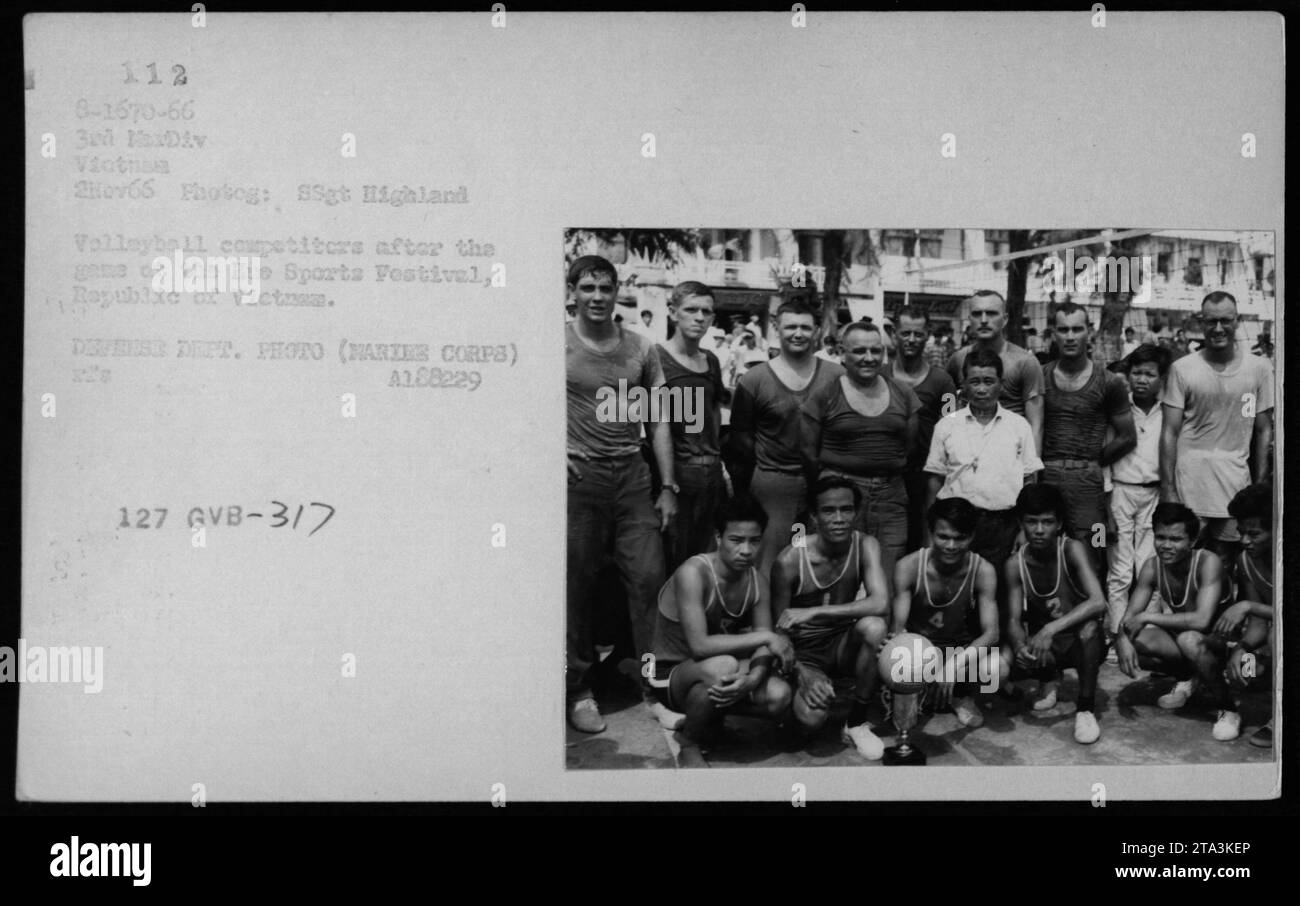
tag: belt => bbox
[1114,479,1160,488]
[682,455,720,465]
[824,469,902,482]
[1043,458,1098,469]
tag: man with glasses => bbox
[1160,292,1274,561]
[946,290,1044,456]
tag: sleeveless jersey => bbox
[906,548,979,645]
[654,554,758,668]
[1236,550,1273,602]
[1155,549,1232,615]
[786,532,865,646]
[1017,538,1088,632]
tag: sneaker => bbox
[1212,709,1241,742]
[1105,647,1119,666]
[567,697,606,734]
[1032,681,1059,712]
[1157,678,1198,710]
[952,696,984,728]
[648,700,686,731]
[1249,722,1273,748]
[1074,710,1101,745]
[841,722,885,760]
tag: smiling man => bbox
[1160,292,1274,560]
[725,297,843,576]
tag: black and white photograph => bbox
[564,227,1280,772]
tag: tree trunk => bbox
[1005,230,1032,347]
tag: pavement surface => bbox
[565,656,1275,770]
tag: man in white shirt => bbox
[1105,344,1168,635]
[925,347,1044,600]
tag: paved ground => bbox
[565,657,1275,770]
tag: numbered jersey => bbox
[1155,548,1233,616]
[1017,538,1088,633]
[906,548,980,645]
[787,532,865,646]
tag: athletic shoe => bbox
[1105,647,1119,666]
[567,697,606,734]
[1032,681,1059,712]
[1212,710,1241,742]
[1249,722,1273,748]
[1157,678,1198,710]
[1074,710,1101,744]
[952,696,984,728]
[841,722,885,760]
[648,701,686,731]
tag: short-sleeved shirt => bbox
[1164,349,1274,518]
[1111,398,1162,485]
[925,405,1044,511]
[565,322,663,459]
[1041,361,1131,462]
[801,375,921,476]
[946,341,1044,416]
[657,345,724,460]
[731,358,844,475]
[883,362,958,470]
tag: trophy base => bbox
[883,744,927,766]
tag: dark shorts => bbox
[792,627,854,675]
[648,658,757,711]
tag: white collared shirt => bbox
[1110,396,1162,485]
[924,404,1044,511]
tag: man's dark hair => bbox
[1227,483,1272,525]
[968,289,1006,309]
[928,496,979,535]
[669,280,712,309]
[713,494,769,535]
[1053,300,1089,327]
[776,297,821,326]
[1016,482,1068,523]
[896,305,929,326]
[566,255,618,287]
[1127,343,1171,376]
[1125,327,1135,336]
[963,346,1004,379]
[808,475,862,512]
[1202,291,1238,310]
[1152,502,1200,538]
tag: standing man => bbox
[799,321,920,586]
[1040,301,1136,562]
[885,305,959,551]
[565,255,677,734]
[658,281,728,571]
[946,290,1045,456]
[1161,292,1274,561]
[926,348,1044,589]
[726,298,843,576]
[1105,344,1169,635]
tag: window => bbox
[985,230,1010,270]
[1157,252,1171,280]
[1185,257,1202,286]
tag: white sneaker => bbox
[567,697,606,733]
[1157,678,1198,710]
[1032,681,1059,712]
[648,701,686,731]
[952,696,984,728]
[1074,710,1101,744]
[1212,710,1241,742]
[841,722,885,760]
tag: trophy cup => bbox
[878,632,930,765]
[883,688,927,765]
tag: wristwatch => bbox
[665,482,680,494]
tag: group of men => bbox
[565,253,1277,766]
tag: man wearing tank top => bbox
[890,496,1001,729]
[1002,484,1107,744]
[649,495,797,767]
[1040,303,1136,574]
[769,477,890,760]
[1115,502,1239,741]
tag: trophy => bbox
[878,632,931,765]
